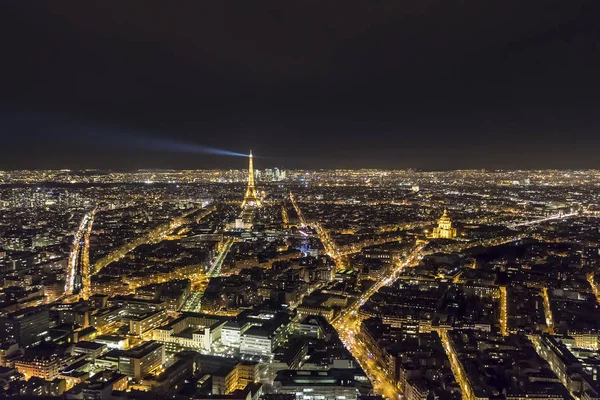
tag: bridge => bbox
[508,211,579,228]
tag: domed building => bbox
[431,208,456,239]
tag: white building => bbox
[152,313,225,352]
[240,322,288,359]
[221,320,254,348]
[273,369,365,400]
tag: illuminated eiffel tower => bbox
[241,150,261,208]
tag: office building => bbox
[152,313,225,352]
[272,369,366,400]
[118,341,165,380]
[0,306,49,347]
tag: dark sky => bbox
[1,1,599,170]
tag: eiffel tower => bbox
[241,150,261,208]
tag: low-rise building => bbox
[129,309,168,336]
[140,358,194,394]
[73,341,107,360]
[0,305,49,347]
[213,362,258,395]
[296,305,334,322]
[94,334,129,350]
[152,313,226,352]
[78,370,127,399]
[15,355,61,380]
[272,369,367,400]
[222,320,252,348]
[118,340,165,380]
[240,320,289,359]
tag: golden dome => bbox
[438,207,451,222]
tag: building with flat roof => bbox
[296,305,334,322]
[152,312,226,352]
[212,362,258,395]
[108,295,167,313]
[94,349,122,371]
[129,309,168,336]
[14,344,74,381]
[139,358,194,394]
[73,341,107,360]
[272,369,367,400]
[240,313,290,359]
[0,305,49,347]
[78,370,127,399]
[94,334,129,350]
[15,355,61,380]
[118,340,165,380]
[222,320,252,348]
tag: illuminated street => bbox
[291,192,349,268]
[499,285,508,336]
[206,236,235,278]
[64,208,97,297]
[332,244,426,399]
[93,205,215,275]
[1,3,596,398]
[587,272,600,303]
[80,211,95,301]
[439,330,472,400]
[181,291,204,313]
[541,287,555,334]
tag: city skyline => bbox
[1,3,600,399]
[0,162,599,398]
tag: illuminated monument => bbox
[241,150,262,209]
[431,208,456,239]
[235,151,261,230]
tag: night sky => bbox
[1,1,599,170]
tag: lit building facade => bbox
[431,208,457,239]
[240,322,288,359]
[0,306,50,347]
[152,313,225,352]
[221,320,252,348]
[241,150,261,209]
[129,309,168,336]
[272,369,364,400]
[15,356,61,380]
[212,362,258,395]
[118,341,165,380]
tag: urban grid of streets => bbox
[25,172,593,398]
[72,192,427,397]
[292,191,464,398]
[292,190,587,398]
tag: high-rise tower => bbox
[241,150,261,208]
